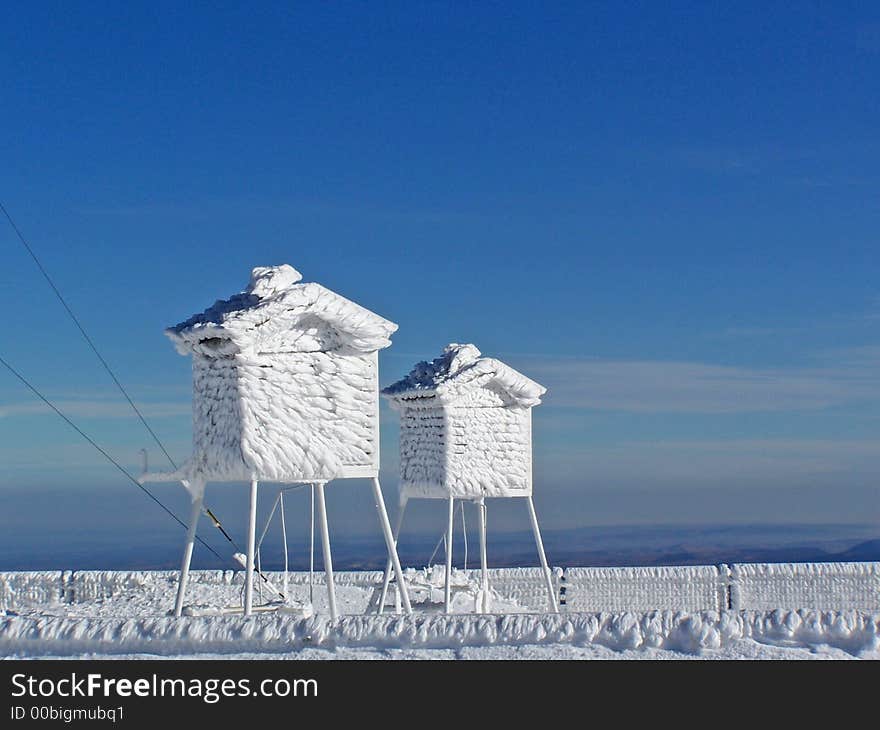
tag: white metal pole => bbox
[256,548,263,604]
[314,481,337,621]
[279,492,288,600]
[526,496,559,613]
[445,497,454,614]
[255,493,280,605]
[174,485,204,618]
[256,493,280,550]
[371,477,412,614]
[309,483,315,606]
[461,501,468,571]
[244,479,258,616]
[478,498,489,613]
[377,497,407,615]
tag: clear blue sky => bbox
[1,2,879,557]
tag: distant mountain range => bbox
[1,521,877,571]
[298,522,880,572]
[834,538,880,562]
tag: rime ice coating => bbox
[382,344,547,499]
[248,264,303,297]
[160,265,396,484]
[167,264,397,357]
[382,343,545,407]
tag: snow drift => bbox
[1,609,877,658]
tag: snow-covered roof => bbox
[166,265,398,356]
[382,343,546,408]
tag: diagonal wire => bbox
[0,353,225,563]
[0,200,178,470]
[1,201,284,595]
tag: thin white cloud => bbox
[519,350,880,413]
[719,325,802,338]
[716,307,880,339]
[537,437,880,488]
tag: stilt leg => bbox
[174,483,204,618]
[371,477,412,615]
[526,496,559,613]
[315,481,337,621]
[479,498,489,613]
[445,497,454,614]
[279,492,288,600]
[377,497,407,615]
[244,479,258,616]
[256,548,263,604]
[309,484,315,606]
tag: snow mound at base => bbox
[1,609,877,659]
[387,566,528,614]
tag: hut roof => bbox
[166,265,398,356]
[382,343,546,408]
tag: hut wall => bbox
[398,404,448,498]
[191,350,378,482]
[447,405,532,498]
[398,402,532,499]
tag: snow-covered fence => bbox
[460,567,562,612]
[0,569,393,610]
[258,570,386,587]
[729,562,880,611]
[3,562,879,613]
[562,562,880,612]
[0,571,62,610]
[63,571,247,603]
[248,567,560,612]
[64,571,171,603]
[0,571,237,610]
[0,567,560,613]
[563,566,730,612]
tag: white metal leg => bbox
[372,477,412,614]
[461,501,468,570]
[309,483,315,605]
[315,481,337,621]
[279,492,288,600]
[445,497,454,614]
[256,547,263,604]
[174,485,205,618]
[377,497,407,615]
[244,479,258,616]
[479,498,489,613]
[526,496,559,613]
[255,492,282,605]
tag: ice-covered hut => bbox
[143,264,411,618]
[380,343,558,613]
[167,264,392,483]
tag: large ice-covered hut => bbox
[168,264,390,483]
[380,343,558,613]
[142,264,411,618]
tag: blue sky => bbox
[1,2,879,553]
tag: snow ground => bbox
[32,641,874,660]
[2,569,878,660]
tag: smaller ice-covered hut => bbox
[142,264,411,618]
[381,343,558,613]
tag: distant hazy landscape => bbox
[2,491,876,571]
[359,522,880,571]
